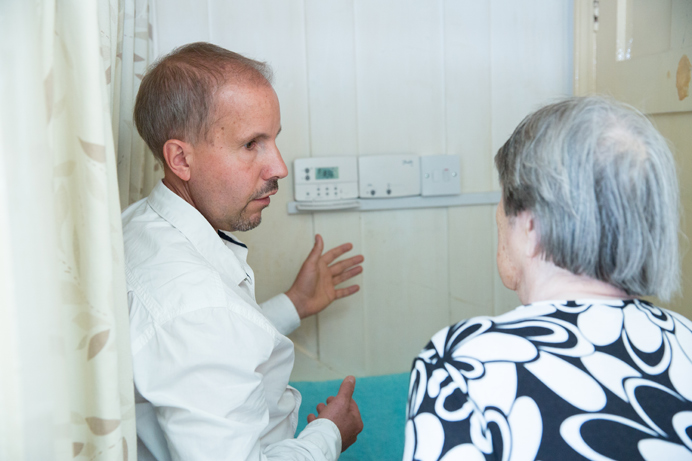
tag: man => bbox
[123,42,364,460]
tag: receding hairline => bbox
[155,46,275,146]
[156,51,273,95]
[203,80,279,139]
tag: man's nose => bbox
[265,144,288,180]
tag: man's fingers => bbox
[316,402,326,413]
[332,266,363,286]
[321,242,354,265]
[337,375,356,399]
[326,396,335,404]
[335,285,360,299]
[307,413,316,423]
[328,255,364,276]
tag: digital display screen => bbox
[316,167,339,180]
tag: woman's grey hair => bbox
[134,42,273,163]
[495,96,680,301]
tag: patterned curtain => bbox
[0,0,137,459]
[100,0,163,208]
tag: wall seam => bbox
[301,0,321,362]
[352,0,369,374]
[489,0,497,315]
[205,0,212,43]
[441,0,453,325]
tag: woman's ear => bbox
[162,139,192,181]
[521,211,541,259]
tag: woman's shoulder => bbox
[421,299,646,362]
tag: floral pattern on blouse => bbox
[404,299,692,461]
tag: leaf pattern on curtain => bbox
[0,0,140,460]
[100,0,163,209]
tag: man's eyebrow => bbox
[242,127,281,143]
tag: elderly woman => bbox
[404,97,692,460]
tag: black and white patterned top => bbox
[404,299,692,460]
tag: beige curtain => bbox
[100,0,163,208]
[0,0,136,459]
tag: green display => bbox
[316,167,339,180]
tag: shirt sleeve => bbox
[132,301,339,461]
[264,419,341,459]
[260,293,301,336]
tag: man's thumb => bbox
[308,234,324,260]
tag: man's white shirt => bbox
[122,181,341,460]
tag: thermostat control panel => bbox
[293,154,460,203]
[294,156,358,201]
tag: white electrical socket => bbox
[420,155,461,196]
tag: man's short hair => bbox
[134,42,273,163]
[495,96,680,300]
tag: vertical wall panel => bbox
[488,0,572,313]
[444,0,493,194]
[448,205,495,319]
[305,0,359,156]
[444,1,497,329]
[209,1,318,357]
[490,0,574,188]
[451,299,495,325]
[152,0,210,56]
[314,213,366,376]
[362,210,450,375]
[354,0,446,155]
[304,1,367,377]
[353,0,450,375]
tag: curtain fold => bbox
[101,0,162,209]
[0,0,138,459]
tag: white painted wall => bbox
[152,0,573,380]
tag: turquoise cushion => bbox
[290,372,410,460]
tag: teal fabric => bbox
[290,372,410,460]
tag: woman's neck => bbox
[517,259,629,305]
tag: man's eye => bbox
[245,140,256,149]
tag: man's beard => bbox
[229,179,279,232]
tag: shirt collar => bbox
[218,230,248,249]
[218,230,254,285]
[146,181,248,287]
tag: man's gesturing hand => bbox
[286,234,364,319]
[307,376,363,452]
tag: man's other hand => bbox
[307,376,363,452]
[285,234,364,319]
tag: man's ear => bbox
[162,139,192,181]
